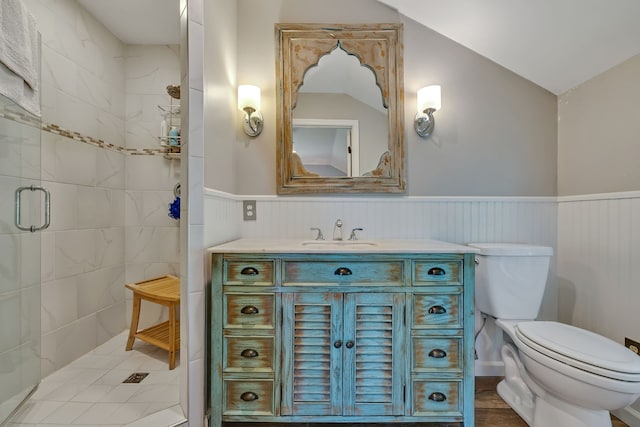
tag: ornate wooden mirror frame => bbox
[276,23,405,194]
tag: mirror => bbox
[293,118,360,177]
[276,23,405,194]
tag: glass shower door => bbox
[0,97,42,424]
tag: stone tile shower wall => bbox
[124,45,181,330]
[25,0,180,376]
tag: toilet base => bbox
[497,378,534,423]
[499,378,613,427]
[498,343,614,427]
[531,395,612,427]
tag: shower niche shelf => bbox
[159,104,181,160]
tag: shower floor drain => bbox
[123,372,149,383]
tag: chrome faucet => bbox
[349,228,363,240]
[333,219,343,240]
[310,227,324,240]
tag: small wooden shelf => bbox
[134,320,180,351]
[125,275,180,369]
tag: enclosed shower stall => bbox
[0,95,43,424]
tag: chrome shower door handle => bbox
[15,185,51,232]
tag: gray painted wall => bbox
[210,0,558,196]
[558,54,640,196]
[203,0,237,193]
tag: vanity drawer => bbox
[412,380,462,416]
[223,379,274,415]
[413,260,462,286]
[224,336,275,372]
[224,293,275,329]
[412,337,462,372]
[412,293,462,328]
[283,260,404,286]
[224,260,275,286]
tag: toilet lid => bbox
[515,321,640,378]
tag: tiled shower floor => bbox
[6,331,185,426]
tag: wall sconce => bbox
[238,85,263,137]
[414,85,441,137]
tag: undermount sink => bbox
[301,240,378,247]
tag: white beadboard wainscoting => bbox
[204,189,640,423]
[204,189,558,245]
[203,188,559,377]
[558,191,640,425]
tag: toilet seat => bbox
[515,321,640,382]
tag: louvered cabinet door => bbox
[342,292,405,416]
[281,292,405,417]
[281,292,343,416]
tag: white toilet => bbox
[469,242,640,427]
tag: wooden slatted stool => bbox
[125,275,180,369]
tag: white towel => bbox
[0,0,40,117]
[0,60,39,116]
[0,0,37,88]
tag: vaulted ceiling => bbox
[379,0,640,94]
[77,0,640,95]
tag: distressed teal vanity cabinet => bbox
[208,241,476,426]
[281,292,406,416]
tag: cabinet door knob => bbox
[240,266,259,275]
[240,305,259,314]
[240,391,259,401]
[428,305,447,314]
[428,392,447,402]
[345,340,355,349]
[428,267,446,276]
[334,340,343,348]
[334,267,353,276]
[241,349,259,358]
[428,349,447,358]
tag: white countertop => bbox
[207,238,478,254]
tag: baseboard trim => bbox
[612,406,640,427]
[475,360,504,377]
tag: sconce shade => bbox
[238,85,263,137]
[417,85,441,112]
[414,85,441,138]
[238,85,261,111]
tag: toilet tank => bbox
[468,243,553,320]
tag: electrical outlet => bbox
[243,200,257,221]
[625,337,640,355]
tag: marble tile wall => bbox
[21,0,181,376]
[124,45,181,329]
[28,0,127,376]
[40,131,126,377]
[183,0,206,422]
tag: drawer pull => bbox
[345,340,355,349]
[428,305,447,315]
[240,391,259,401]
[334,267,353,276]
[241,349,259,358]
[428,392,447,402]
[428,348,447,358]
[334,340,342,348]
[428,267,446,276]
[240,266,259,275]
[240,305,260,314]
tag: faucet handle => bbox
[310,227,324,240]
[349,228,363,241]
